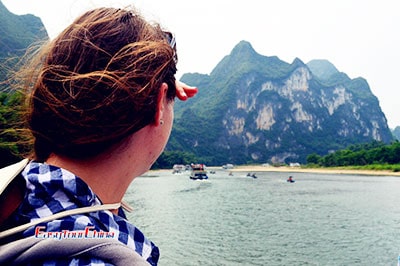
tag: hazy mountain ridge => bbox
[172,41,392,165]
[0,1,47,57]
[0,0,48,90]
[392,127,400,141]
[307,59,340,81]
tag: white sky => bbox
[3,0,400,128]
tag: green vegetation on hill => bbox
[0,1,47,166]
[0,91,31,167]
[306,141,400,171]
[0,0,48,91]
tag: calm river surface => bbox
[124,169,400,265]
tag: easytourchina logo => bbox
[34,226,116,240]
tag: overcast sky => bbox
[3,0,399,128]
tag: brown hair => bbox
[20,7,177,161]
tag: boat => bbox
[190,163,208,180]
[172,164,185,174]
[247,172,257,178]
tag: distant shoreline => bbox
[227,165,400,176]
[152,165,400,177]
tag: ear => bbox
[154,82,169,126]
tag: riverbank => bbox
[228,165,400,176]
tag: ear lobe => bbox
[154,82,169,126]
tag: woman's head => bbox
[26,7,177,161]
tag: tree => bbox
[0,92,31,167]
[306,153,321,164]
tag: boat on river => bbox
[172,164,185,174]
[246,172,257,178]
[190,163,208,180]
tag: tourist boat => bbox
[190,163,208,180]
[172,164,185,174]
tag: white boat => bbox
[189,163,208,180]
[172,164,185,174]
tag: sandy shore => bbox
[227,165,400,176]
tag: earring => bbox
[160,119,164,125]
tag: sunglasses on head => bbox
[164,31,176,50]
[164,31,177,63]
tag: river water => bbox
[124,169,400,265]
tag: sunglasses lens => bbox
[164,32,175,49]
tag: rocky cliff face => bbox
[173,41,392,165]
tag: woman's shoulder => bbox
[0,235,149,266]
